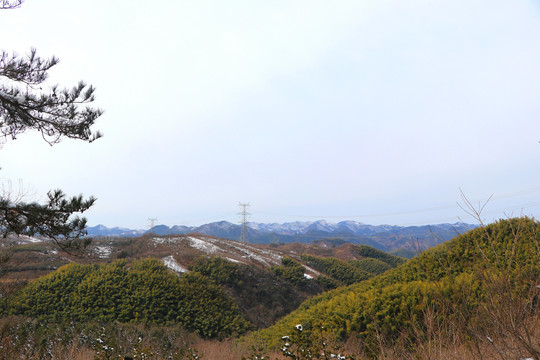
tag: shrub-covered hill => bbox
[9,258,252,339]
[2,236,407,336]
[353,244,407,268]
[299,245,407,288]
[188,256,325,328]
[170,250,405,328]
[252,217,540,350]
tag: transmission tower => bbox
[238,202,250,242]
[148,217,158,228]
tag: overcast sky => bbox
[1,0,539,229]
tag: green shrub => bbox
[301,255,371,286]
[271,258,306,285]
[348,258,392,275]
[354,245,406,267]
[10,258,252,339]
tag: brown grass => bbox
[0,313,537,360]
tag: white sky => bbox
[1,0,539,229]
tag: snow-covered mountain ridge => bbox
[87,220,477,251]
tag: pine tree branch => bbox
[0,190,96,254]
[0,5,102,254]
[0,49,103,145]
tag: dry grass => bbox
[0,315,537,360]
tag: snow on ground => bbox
[94,246,112,259]
[6,235,44,244]
[226,257,245,264]
[302,264,321,277]
[153,237,184,245]
[151,235,283,267]
[188,236,221,254]
[153,237,167,245]
[255,247,283,263]
[162,255,188,273]
[224,242,282,267]
[20,235,43,243]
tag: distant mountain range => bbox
[86,220,478,251]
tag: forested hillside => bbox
[252,217,540,359]
[9,259,252,339]
[3,218,537,359]
[1,237,406,347]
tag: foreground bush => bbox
[10,258,252,338]
[0,316,204,360]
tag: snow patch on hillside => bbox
[22,235,43,243]
[226,257,244,264]
[256,248,283,262]
[5,235,44,245]
[302,264,321,277]
[188,236,221,254]
[225,242,282,267]
[95,246,112,259]
[153,237,183,245]
[151,235,283,268]
[163,255,188,273]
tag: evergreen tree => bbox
[0,3,103,252]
